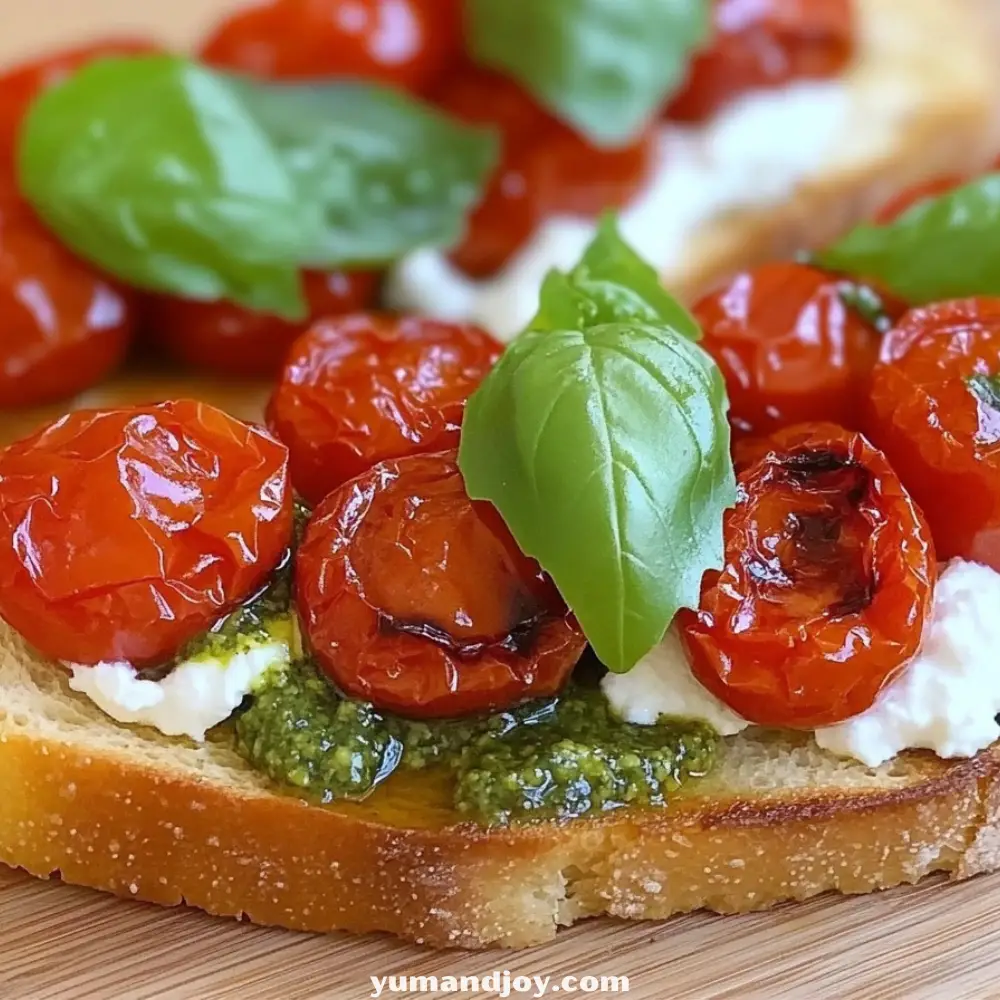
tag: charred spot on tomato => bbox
[681,423,935,729]
[296,452,586,719]
[376,608,544,660]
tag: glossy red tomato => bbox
[0,38,158,173]
[666,0,854,123]
[437,66,655,277]
[680,423,935,728]
[0,400,292,666]
[693,263,892,437]
[267,313,501,504]
[0,191,135,409]
[200,0,461,93]
[296,451,586,717]
[867,298,1000,569]
[144,269,379,377]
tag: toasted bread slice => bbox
[669,0,1000,301]
[3,622,999,950]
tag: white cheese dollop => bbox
[67,641,288,742]
[386,81,849,341]
[815,560,1000,767]
[604,560,1000,769]
[601,627,749,736]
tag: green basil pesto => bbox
[233,658,718,824]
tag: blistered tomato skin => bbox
[0,400,293,666]
[680,423,936,729]
[0,37,158,171]
[267,313,501,504]
[694,263,889,437]
[200,0,461,93]
[0,192,135,409]
[666,0,854,123]
[144,269,379,377]
[296,452,586,718]
[437,66,654,278]
[867,298,1000,569]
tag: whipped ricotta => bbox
[386,81,849,341]
[604,560,1000,768]
[68,640,289,742]
[815,560,1000,766]
[601,626,749,736]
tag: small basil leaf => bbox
[459,321,734,672]
[818,174,1000,303]
[531,216,700,336]
[466,0,709,148]
[228,77,499,267]
[19,55,313,318]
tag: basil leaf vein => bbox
[466,0,710,148]
[817,173,1000,303]
[461,317,733,673]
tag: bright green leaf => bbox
[459,321,734,672]
[466,0,709,148]
[18,55,314,318]
[531,216,700,336]
[228,77,499,268]
[817,173,1000,303]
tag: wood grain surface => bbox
[3,2,1000,999]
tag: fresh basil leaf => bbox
[818,174,1000,303]
[466,0,709,148]
[532,216,700,336]
[460,321,734,673]
[18,55,317,319]
[228,77,499,268]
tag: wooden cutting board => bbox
[4,3,1000,998]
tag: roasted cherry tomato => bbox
[437,66,655,277]
[200,0,461,93]
[144,269,379,377]
[267,313,501,504]
[296,451,586,717]
[693,263,893,437]
[0,400,292,666]
[0,38,158,172]
[0,191,135,409]
[680,423,935,728]
[666,0,853,123]
[867,297,1000,569]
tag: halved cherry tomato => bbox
[200,0,461,94]
[437,66,655,278]
[0,38,159,173]
[0,400,292,666]
[693,263,893,437]
[144,269,379,377]
[0,191,135,409]
[666,0,854,123]
[680,423,935,728]
[296,451,586,718]
[267,313,501,504]
[867,298,1000,569]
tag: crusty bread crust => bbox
[3,619,1000,950]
